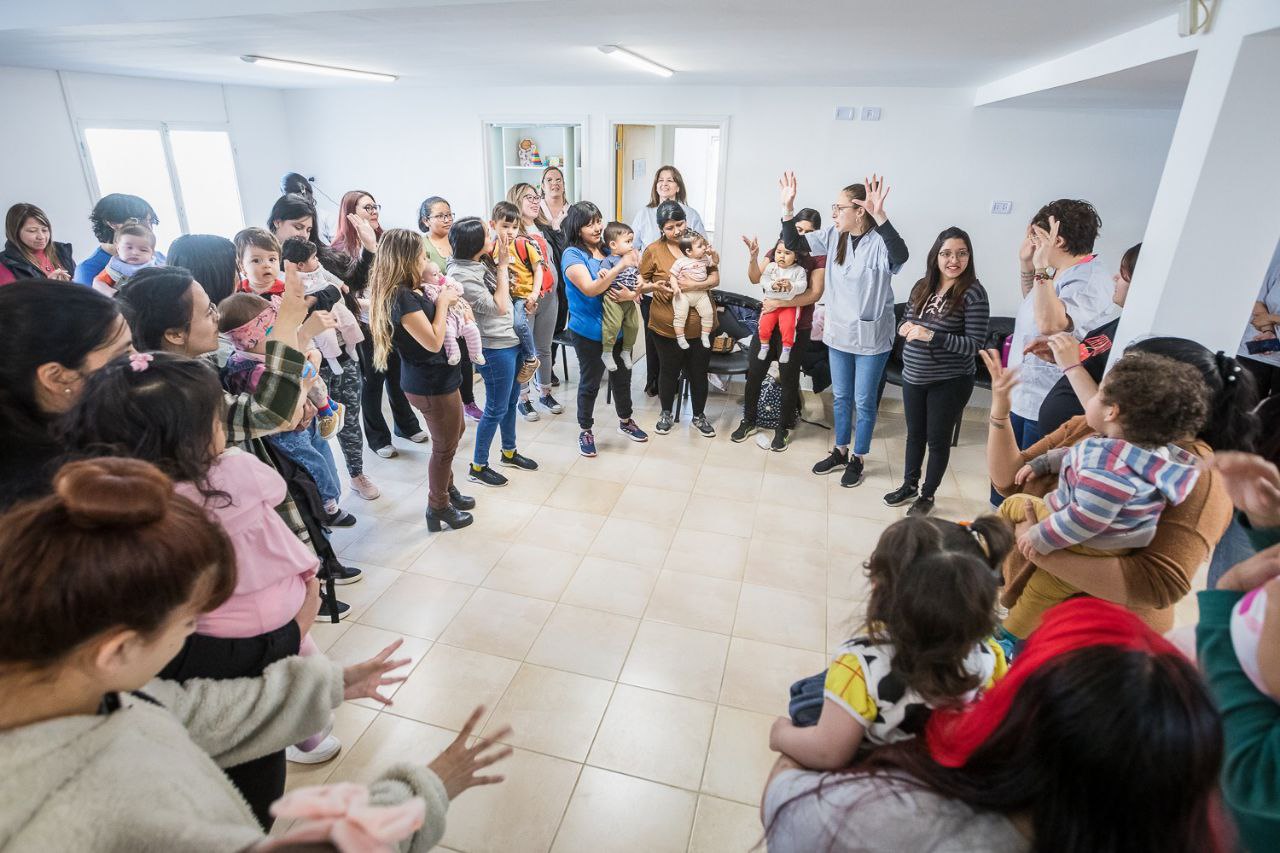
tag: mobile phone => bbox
[1245,337,1280,355]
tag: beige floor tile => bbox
[406,535,510,584]
[619,620,730,702]
[544,474,626,515]
[688,795,765,853]
[326,712,457,786]
[568,451,643,484]
[703,439,768,472]
[356,573,473,639]
[438,588,554,659]
[628,455,699,491]
[284,701,378,792]
[828,551,874,600]
[733,583,827,651]
[551,766,698,853]
[327,564,405,622]
[524,439,584,475]
[587,516,677,569]
[663,528,751,581]
[482,543,584,601]
[828,598,866,653]
[460,495,540,541]
[321,623,432,710]
[527,505,608,553]
[719,637,825,716]
[693,463,765,500]
[388,642,519,732]
[702,705,782,805]
[826,514,889,556]
[743,539,827,596]
[526,604,639,680]
[308,619,349,653]
[495,469,565,506]
[760,471,828,512]
[587,684,716,789]
[339,519,435,569]
[610,482,691,527]
[481,663,615,761]
[679,492,756,539]
[442,745,581,853]
[644,570,741,634]
[561,556,661,618]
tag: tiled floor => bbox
[292,365,995,852]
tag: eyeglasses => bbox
[430,212,454,221]
[206,301,219,320]
[360,204,381,213]
[831,203,856,215]
[938,250,970,260]
[519,194,538,203]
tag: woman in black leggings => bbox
[884,226,989,517]
[732,210,825,451]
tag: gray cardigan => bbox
[0,655,450,852]
[449,257,519,349]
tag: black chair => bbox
[552,329,576,383]
[877,303,1015,447]
[673,290,762,418]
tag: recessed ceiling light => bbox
[597,45,674,78]
[240,55,397,83]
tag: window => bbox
[672,127,721,233]
[81,125,245,251]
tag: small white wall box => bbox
[861,106,882,121]
[990,200,1013,215]
[834,106,857,120]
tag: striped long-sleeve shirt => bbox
[900,282,989,384]
[1028,437,1202,554]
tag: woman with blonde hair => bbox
[368,228,474,531]
[0,203,75,284]
[506,181,564,418]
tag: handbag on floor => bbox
[756,374,785,429]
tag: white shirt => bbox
[802,224,901,355]
[1010,256,1114,419]
[630,202,706,254]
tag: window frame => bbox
[75,119,245,237]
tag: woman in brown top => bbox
[983,337,1259,634]
[638,201,720,437]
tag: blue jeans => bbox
[474,345,521,466]
[991,412,1047,506]
[269,422,340,504]
[828,348,891,455]
[512,300,537,362]
[1207,516,1255,590]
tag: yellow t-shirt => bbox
[507,235,543,299]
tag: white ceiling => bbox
[0,0,1181,89]
[990,51,1196,110]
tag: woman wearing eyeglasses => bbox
[779,172,909,490]
[884,227,989,518]
[507,182,565,418]
[540,166,572,384]
[419,196,484,422]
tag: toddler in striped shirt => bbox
[997,352,1209,639]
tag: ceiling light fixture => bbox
[240,55,397,83]
[597,45,673,78]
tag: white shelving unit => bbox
[484,122,583,211]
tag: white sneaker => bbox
[407,431,430,444]
[374,445,398,459]
[286,734,342,764]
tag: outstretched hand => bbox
[343,639,412,706]
[779,171,798,211]
[979,349,1018,416]
[1030,216,1060,271]
[428,706,514,800]
[742,235,760,257]
[347,213,379,254]
[1211,452,1280,528]
[852,174,891,224]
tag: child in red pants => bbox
[757,240,809,363]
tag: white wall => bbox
[281,84,1178,315]
[0,66,290,257]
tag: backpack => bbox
[756,375,786,429]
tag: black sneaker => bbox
[317,597,350,621]
[840,455,866,488]
[324,509,358,528]
[325,563,363,585]
[517,400,540,422]
[812,447,849,475]
[883,483,919,507]
[730,420,758,443]
[691,415,716,438]
[907,495,935,517]
[469,464,509,487]
[770,429,791,452]
[499,450,539,471]
[655,411,674,434]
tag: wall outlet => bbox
[834,106,857,121]
[861,106,882,121]
[990,200,1013,215]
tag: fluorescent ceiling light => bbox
[597,45,673,78]
[240,55,397,83]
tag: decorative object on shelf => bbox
[517,138,544,167]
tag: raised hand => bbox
[342,639,412,706]
[742,235,759,257]
[979,349,1018,417]
[1030,215,1060,270]
[347,213,379,254]
[494,234,511,268]
[427,706,514,800]
[852,174,891,224]
[779,171,798,211]
[1018,225,1036,269]
[299,310,338,345]
[1211,452,1280,528]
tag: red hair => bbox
[331,189,383,257]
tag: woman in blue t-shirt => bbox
[560,201,650,458]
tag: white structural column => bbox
[1112,1,1280,356]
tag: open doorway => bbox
[613,120,726,243]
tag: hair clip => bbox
[128,352,154,372]
[956,520,991,559]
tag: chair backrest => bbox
[975,315,1016,384]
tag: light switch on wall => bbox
[834,106,857,121]
[861,106,881,121]
[990,200,1013,215]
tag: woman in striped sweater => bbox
[886,227,989,516]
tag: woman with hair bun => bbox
[0,457,511,851]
